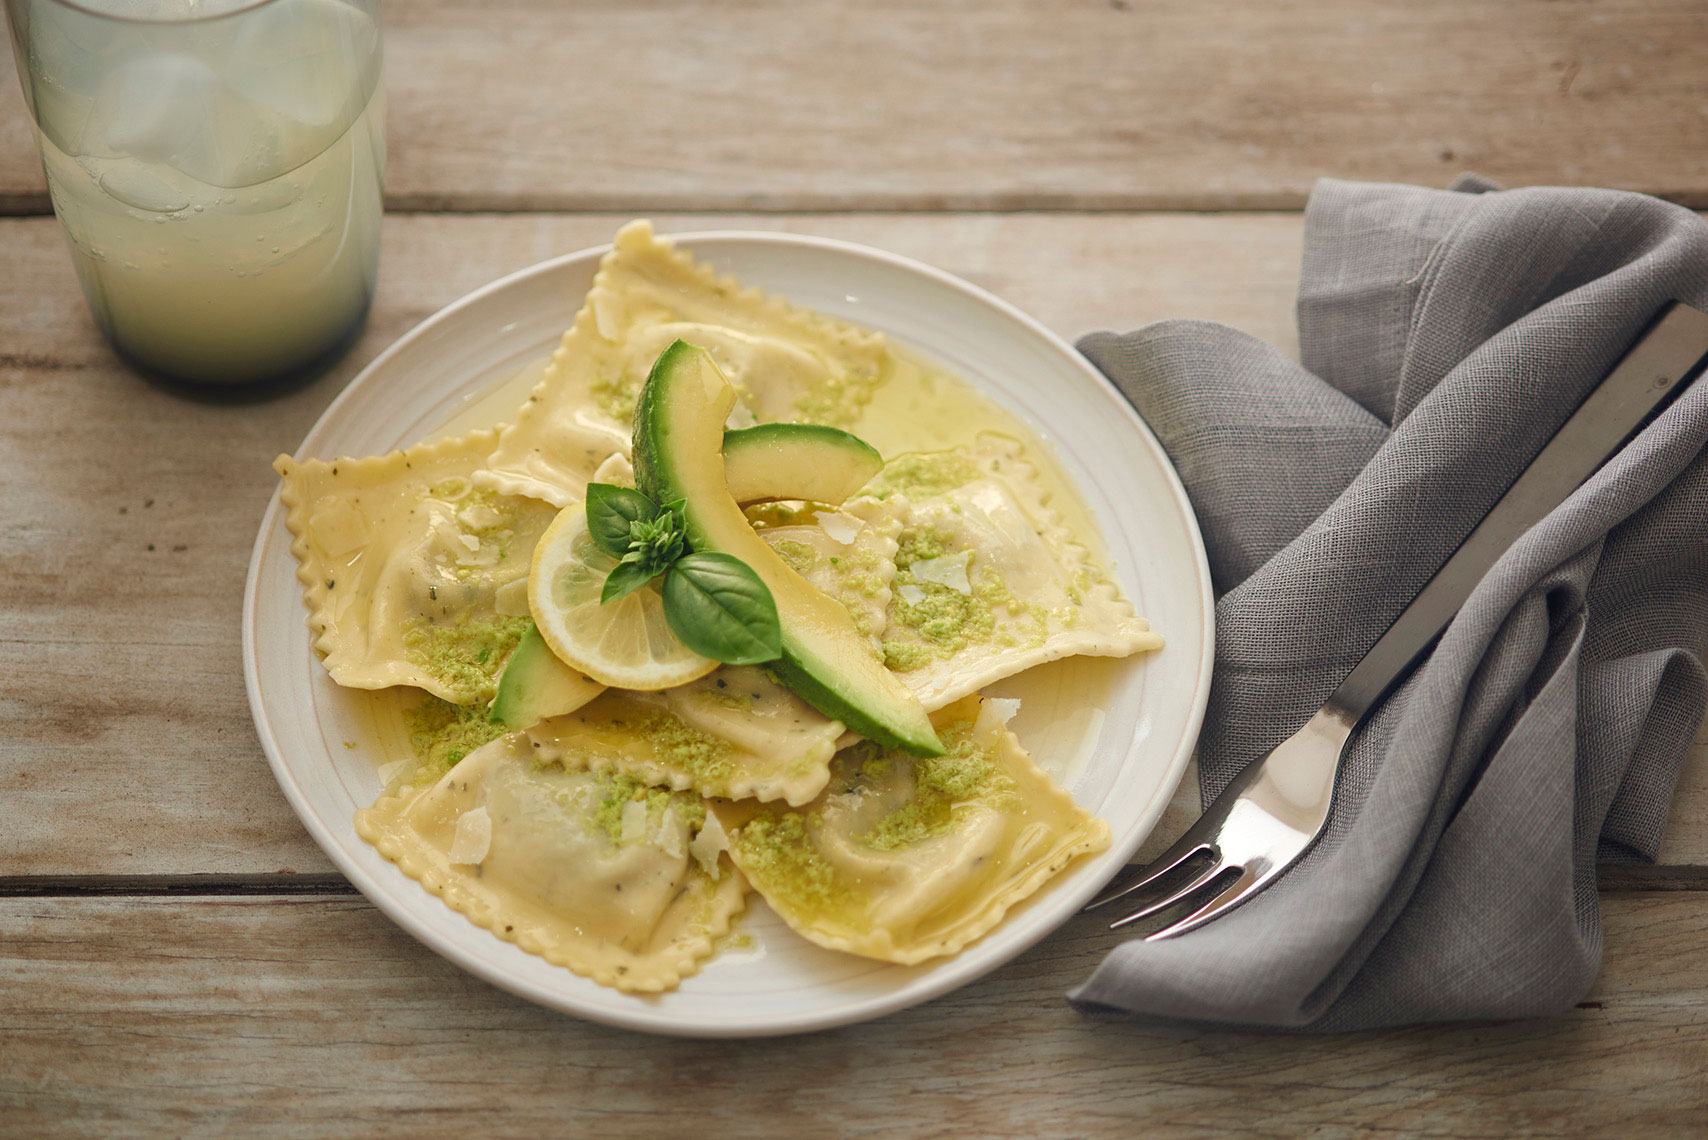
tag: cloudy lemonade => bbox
[14,0,383,383]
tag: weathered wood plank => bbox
[2,210,1704,877]
[4,0,1707,214]
[0,892,1704,1138]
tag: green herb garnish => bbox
[584,483,781,664]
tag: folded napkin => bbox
[1070,176,1708,1030]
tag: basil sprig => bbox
[584,483,781,665]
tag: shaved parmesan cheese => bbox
[448,806,492,864]
[591,452,635,487]
[814,511,863,545]
[896,583,926,607]
[457,504,504,530]
[910,550,972,594]
[657,806,685,859]
[620,798,648,844]
[493,577,531,617]
[456,543,498,568]
[456,533,481,553]
[689,811,729,878]
[974,697,1023,739]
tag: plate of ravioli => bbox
[245,222,1214,1036]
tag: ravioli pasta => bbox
[756,509,901,658]
[275,430,557,702]
[850,434,1164,711]
[476,220,895,507]
[357,732,746,993]
[717,697,1110,965]
[529,667,844,806]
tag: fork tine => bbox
[1144,863,1264,941]
[1083,832,1217,912]
[1105,860,1232,931]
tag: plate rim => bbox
[243,228,1215,1037]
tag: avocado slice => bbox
[489,621,605,729]
[722,423,882,505]
[633,340,944,757]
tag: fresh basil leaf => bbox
[601,558,660,605]
[662,552,781,664]
[585,483,657,558]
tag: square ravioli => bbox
[357,732,747,993]
[275,429,559,703]
[528,665,846,806]
[850,435,1164,711]
[715,696,1109,965]
[475,220,896,507]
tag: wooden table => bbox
[4,2,1706,1135]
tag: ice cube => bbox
[76,4,375,192]
[77,54,268,190]
[81,53,222,167]
[223,0,379,153]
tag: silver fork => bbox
[1087,300,1708,940]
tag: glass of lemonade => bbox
[4,0,384,388]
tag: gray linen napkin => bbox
[1069,177,1708,1029]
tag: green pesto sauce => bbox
[567,706,741,791]
[882,640,933,673]
[403,695,508,780]
[731,812,849,916]
[895,526,953,566]
[589,368,639,424]
[882,525,1056,669]
[401,614,530,703]
[768,537,820,575]
[860,720,1019,851]
[863,450,981,501]
[587,772,707,845]
[791,362,884,428]
[884,528,994,663]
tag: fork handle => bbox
[1332,301,1708,723]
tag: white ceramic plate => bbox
[244,231,1214,1037]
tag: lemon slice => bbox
[528,502,718,691]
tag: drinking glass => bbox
[4,0,384,387]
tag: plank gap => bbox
[6,192,1708,220]
[1595,864,1708,891]
[0,874,357,898]
[1,867,1700,899]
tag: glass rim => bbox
[24,0,296,28]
